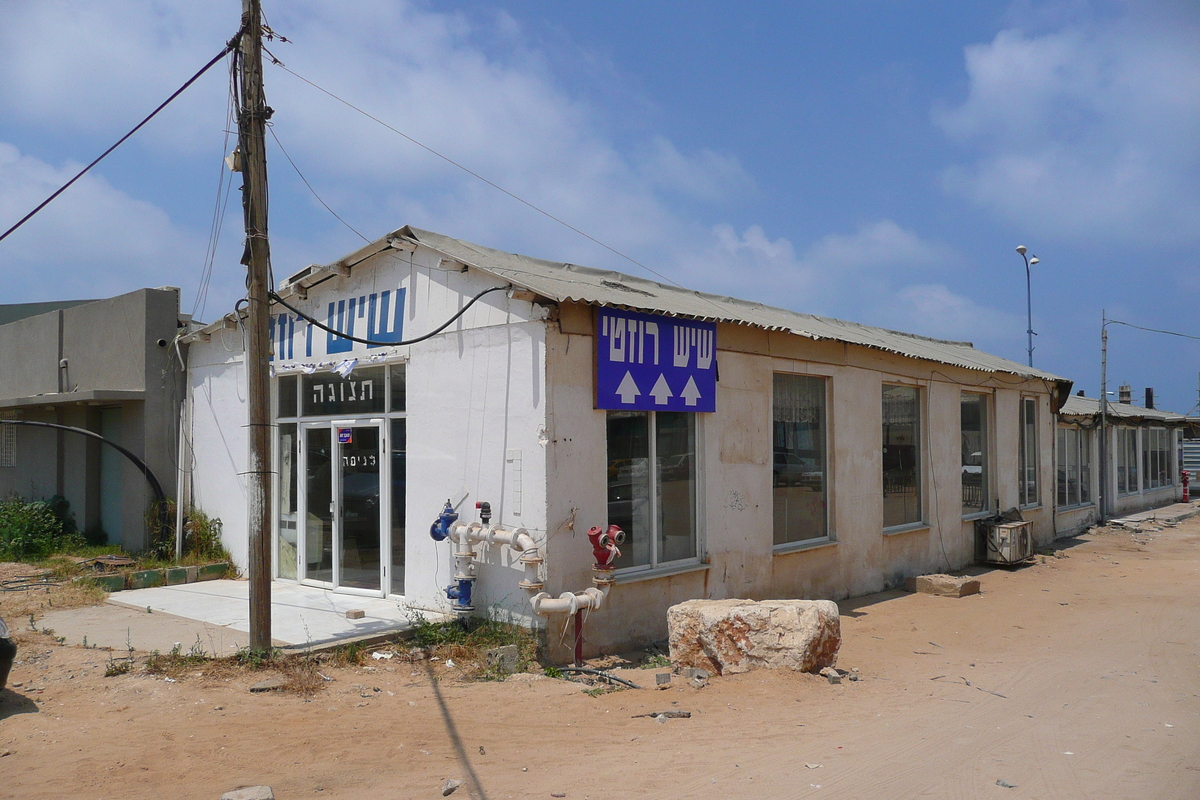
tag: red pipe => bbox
[573,613,584,667]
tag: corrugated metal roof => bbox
[398,226,1070,387]
[1059,395,1187,423]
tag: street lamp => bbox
[1016,245,1040,367]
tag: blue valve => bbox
[429,500,458,542]
[445,578,474,611]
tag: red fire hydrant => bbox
[1183,469,1190,503]
[588,524,624,569]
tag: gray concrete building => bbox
[0,288,188,550]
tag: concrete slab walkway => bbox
[38,580,437,656]
[1110,501,1200,526]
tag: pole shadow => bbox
[423,655,491,800]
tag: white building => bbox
[1055,393,1187,535]
[182,226,1072,659]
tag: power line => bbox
[0,42,237,245]
[267,58,731,313]
[1106,319,1200,341]
[267,124,369,243]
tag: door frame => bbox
[297,417,389,598]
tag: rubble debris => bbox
[248,677,285,693]
[485,645,520,674]
[442,778,462,796]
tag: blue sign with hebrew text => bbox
[595,308,716,412]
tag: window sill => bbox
[1020,503,1043,512]
[1058,502,1094,511]
[962,510,994,522]
[883,522,929,537]
[615,561,710,585]
[773,538,837,556]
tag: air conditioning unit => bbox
[976,520,1033,565]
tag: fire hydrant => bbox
[588,524,624,586]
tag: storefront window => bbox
[882,384,921,529]
[961,393,989,515]
[774,374,827,545]
[606,410,698,570]
[1142,428,1170,489]
[1117,428,1138,495]
[1056,427,1091,508]
[1019,397,1038,507]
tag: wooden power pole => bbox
[237,0,273,651]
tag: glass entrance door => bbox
[338,424,381,591]
[299,420,385,596]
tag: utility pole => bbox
[1099,310,1108,523]
[237,0,273,651]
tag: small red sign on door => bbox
[337,428,352,444]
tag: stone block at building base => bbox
[904,574,981,597]
[667,598,841,676]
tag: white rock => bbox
[667,598,841,675]
[220,787,274,800]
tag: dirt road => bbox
[3,519,1198,799]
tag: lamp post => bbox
[1016,245,1040,367]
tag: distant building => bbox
[181,226,1073,659]
[0,288,188,550]
[1055,393,1188,535]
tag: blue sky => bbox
[1,1,1197,413]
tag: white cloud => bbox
[0,142,213,303]
[935,10,1200,244]
[0,1,1019,356]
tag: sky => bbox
[0,0,1197,413]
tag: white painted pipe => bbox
[529,586,607,616]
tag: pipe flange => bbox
[518,579,544,591]
[518,553,544,565]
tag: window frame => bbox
[272,361,409,595]
[1056,426,1092,508]
[881,382,924,531]
[771,372,831,550]
[960,391,992,518]
[606,409,704,575]
[1116,427,1139,496]
[1019,396,1039,508]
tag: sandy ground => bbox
[2,518,1199,800]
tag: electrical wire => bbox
[267,123,369,243]
[265,58,737,319]
[1105,319,1200,341]
[0,42,237,245]
[268,284,507,348]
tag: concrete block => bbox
[345,609,365,620]
[81,574,126,592]
[185,565,199,583]
[668,598,841,675]
[197,563,230,581]
[485,644,520,674]
[164,567,189,586]
[221,786,274,800]
[904,574,981,597]
[129,569,165,590]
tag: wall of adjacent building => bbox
[541,301,1058,659]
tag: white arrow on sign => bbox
[650,374,673,405]
[681,376,702,406]
[616,371,641,404]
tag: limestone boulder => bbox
[667,598,841,675]
[903,574,980,597]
